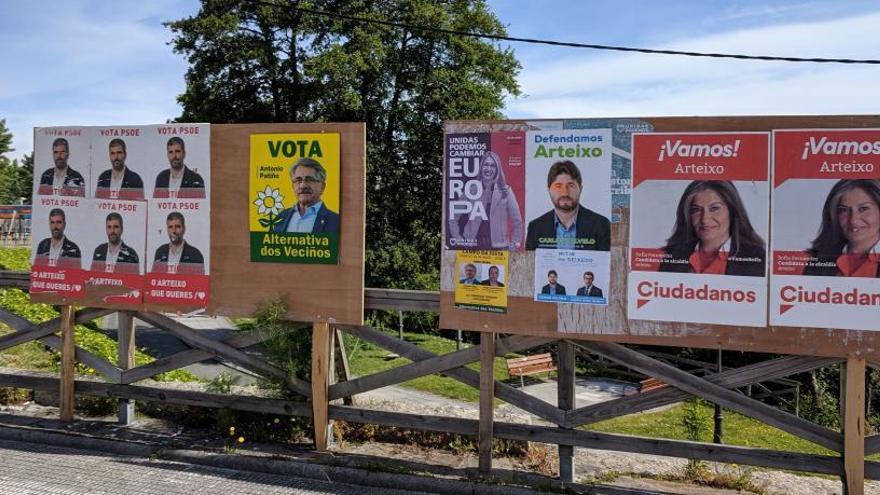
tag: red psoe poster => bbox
[144,198,210,308]
[82,200,147,306]
[29,196,91,300]
[770,129,880,330]
[628,132,770,327]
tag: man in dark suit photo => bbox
[272,157,340,235]
[153,212,205,275]
[38,138,86,196]
[91,213,140,274]
[540,269,566,295]
[576,271,603,297]
[526,160,610,251]
[34,208,81,268]
[95,138,144,200]
[154,137,206,199]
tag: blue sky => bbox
[2,0,879,160]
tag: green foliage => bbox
[166,1,520,290]
[238,298,311,390]
[0,121,30,204]
[0,248,29,272]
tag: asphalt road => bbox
[0,439,437,495]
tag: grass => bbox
[588,401,836,456]
[345,329,545,403]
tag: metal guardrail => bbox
[0,270,440,312]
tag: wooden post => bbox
[311,321,331,451]
[59,305,76,422]
[842,357,866,495]
[557,340,575,483]
[117,312,135,425]
[478,332,494,473]
[713,348,723,444]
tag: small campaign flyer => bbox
[454,251,509,313]
[524,129,612,252]
[445,132,526,251]
[29,196,91,300]
[533,248,610,305]
[770,129,880,330]
[249,133,341,264]
[628,132,770,327]
[144,199,210,308]
[82,200,147,306]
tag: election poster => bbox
[533,248,610,305]
[249,133,341,264]
[33,127,92,198]
[445,132,526,251]
[454,250,509,313]
[82,200,147,306]
[770,129,880,330]
[29,197,91,300]
[144,199,210,308]
[524,129,612,252]
[144,124,211,200]
[90,126,151,201]
[627,132,770,327]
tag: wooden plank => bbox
[579,341,843,452]
[566,354,839,427]
[59,306,75,422]
[0,270,29,290]
[0,318,61,351]
[557,340,576,483]
[206,123,365,325]
[340,325,565,424]
[117,312,135,425]
[135,311,310,397]
[333,328,353,406]
[327,402,851,478]
[329,333,547,400]
[0,368,312,417]
[311,321,331,451]
[843,357,866,495]
[121,330,274,384]
[439,292,558,338]
[492,422,845,476]
[479,332,494,473]
[364,288,439,312]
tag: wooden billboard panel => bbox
[440,115,880,359]
[205,123,365,325]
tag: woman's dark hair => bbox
[664,180,765,255]
[809,179,880,257]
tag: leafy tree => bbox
[0,120,29,204]
[166,0,520,289]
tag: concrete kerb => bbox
[0,423,658,495]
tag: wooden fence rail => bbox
[0,269,872,493]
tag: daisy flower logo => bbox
[254,185,285,230]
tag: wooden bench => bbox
[639,377,669,393]
[506,353,557,387]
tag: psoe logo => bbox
[778,285,880,315]
[635,280,756,308]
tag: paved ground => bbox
[0,438,437,495]
[100,313,260,385]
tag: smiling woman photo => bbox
[803,179,880,277]
[658,180,766,277]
